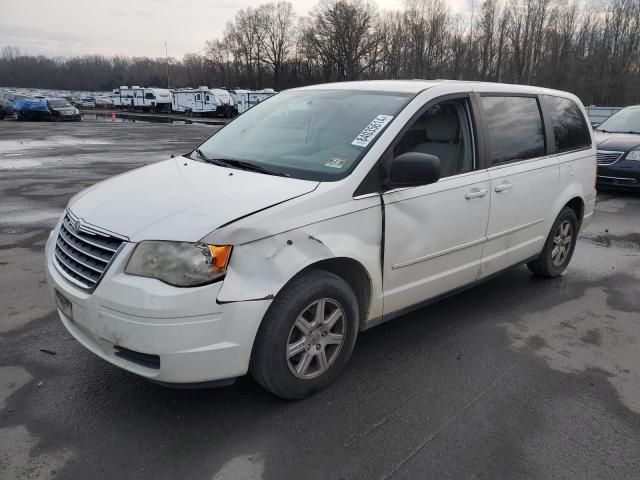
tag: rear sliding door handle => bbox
[465,188,488,199]
[494,182,513,193]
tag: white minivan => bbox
[45,80,596,399]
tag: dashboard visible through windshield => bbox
[193,89,413,181]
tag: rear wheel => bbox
[527,207,578,277]
[250,270,359,399]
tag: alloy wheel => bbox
[286,298,346,380]
[551,220,573,267]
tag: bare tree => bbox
[305,0,382,81]
[256,2,296,89]
[4,0,640,106]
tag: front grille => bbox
[597,150,624,165]
[53,211,126,291]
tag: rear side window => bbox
[544,96,591,152]
[481,96,545,165]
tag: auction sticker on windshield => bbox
[352,115,394,148]
[325,157,347,168]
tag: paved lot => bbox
[1,121,639,480]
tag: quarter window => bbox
[481,96,545,165]
[544,96,591,152]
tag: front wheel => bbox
[527,207,578,278]
[250,270,359,399]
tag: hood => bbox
[594,131,640,152]
[69,157,318,242]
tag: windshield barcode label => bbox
[352,115,394,148]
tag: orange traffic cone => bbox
[111,111,116,123]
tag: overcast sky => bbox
[0,0,474,58]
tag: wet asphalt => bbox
[1,120,639,480]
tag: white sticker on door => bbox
[351,115,394,148]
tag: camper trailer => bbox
[230,88,276,114]
[171,87,235,117]
[116,87,171,112]
[112,87,127,107]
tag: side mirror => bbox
[388,152,440,188]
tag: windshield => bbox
[194,89,412,181]
[49,99,72,108]
[597,107,640,134]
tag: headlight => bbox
[125,241,232,287]
[626,149,640,161]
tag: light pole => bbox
[165,41,169,89]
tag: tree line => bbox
[2,0,640,106]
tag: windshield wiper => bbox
[194,148,214,162]
[192,149,289,177]
[206,156,290,177]
[192,148,229,167]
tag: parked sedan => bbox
[47,98,81,121]
[80,97,96,108]
[595,106,640,190]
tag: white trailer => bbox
[171,87,236,117]
[230,88,276,114]
[115,87,171,112]
[112,87,124,107]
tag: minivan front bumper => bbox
[45,228,271,385]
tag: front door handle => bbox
[495,182,513,193]
[465,188,488,199]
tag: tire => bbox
[527,207,578,278]
[250,269,359,400]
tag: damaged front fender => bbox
[217,230,333,303]
[214,204,384,321]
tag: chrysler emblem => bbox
[73,219,83,234]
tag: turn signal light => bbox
[208,245,233,270]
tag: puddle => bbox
[82,112,225,125]
[0,158,45,169]
[212,454,264,480]
[0,366,32,410]
[0,205,62,226]
[0,425,72,480]
[595,197,628,214]
[0,136,113,154]
[81,113,147,123]
[581,231,640,249]
[504,287,640,414]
